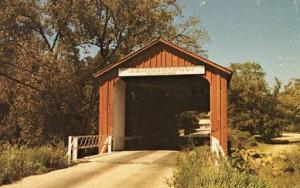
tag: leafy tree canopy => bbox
[228,62,285,141]
[278,79,300,132]
[0,0,208,145]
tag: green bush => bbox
[175,111,200,135]
[229,128,257,150]
[229,150,255,173]
[168,146,272,188]
[0,142,68,185]
[228,63,284,141]
[32,144,67,169]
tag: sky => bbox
[181,0,300,84]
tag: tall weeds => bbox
[0,142,68,185]
[168,146,272,188]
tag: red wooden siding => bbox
[220,76,228,153]
[124,45,196,69]
[99,79,115,151]
[204,69,228,153]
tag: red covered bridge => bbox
[94,37,232,154]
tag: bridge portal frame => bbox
[94,37,232,154]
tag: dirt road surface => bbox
[1,150,177,188]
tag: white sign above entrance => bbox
[118,66,205,77]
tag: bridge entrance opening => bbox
[122,76,210,150]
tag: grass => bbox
[245,133,300,188]
[0,142,68,185]
[169,133,300,188]
[254,133,300,155]
[168,146,272,188]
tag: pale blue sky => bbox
[181,0,300,84]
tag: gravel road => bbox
[1,150,178,188]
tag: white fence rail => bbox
[67,135,112,164]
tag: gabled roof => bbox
[93,37,232,78]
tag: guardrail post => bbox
[72,137,78,161]
[107,136,112,153]
[67,136,72,165]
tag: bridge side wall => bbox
[204,68,228,154]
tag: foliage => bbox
[175,111,200,135]
[168,146,272,188]
[229,150,255,173]
[228,62,285,141]
[228,128,257,150]
[0,0,208,145]
[0,142,68,185]
[277,79,300,132]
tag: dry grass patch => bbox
[243,133,300,188]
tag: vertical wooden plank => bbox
[166,51,172,67]
[144,54,150,67]
[150,55,156,67]
[161,50,166,67]
[99,86,103,138]
[156,51,162,67]
[172,54,179,66]
[183,59,187,66]
[187,60,193,66]
[100,85,104,136]
[220,77,228,153]
[140,59,145,68]
[211,72,222,143]
[105,82,109,137]
[113,79,126,150]
[184,58,192,66]
[135,55,143,68]
[113,80,118,151]
[210,73,217,139]
[209,74,214,146]
[205,68,212,84]
[216,73,221,142]
[107,81,111,136]
[210,72,224,155]
[99,82,108,152]
[108,80,114,136]
[178,56,185,66]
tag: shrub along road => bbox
[1,150,177,188]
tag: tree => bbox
[0,0,208,145]
[46,0,209,128]
[228,62,284,141]
[278,79,300,131]
[0,0,91,145]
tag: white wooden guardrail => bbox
[67,135,112,164]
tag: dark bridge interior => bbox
[123,76,210,150]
